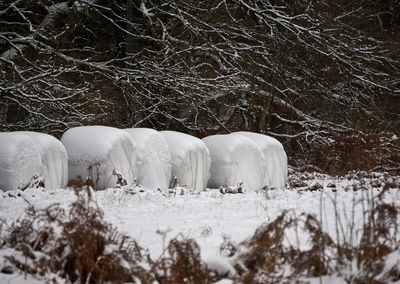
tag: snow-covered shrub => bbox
[225,210,334,283]
[233,131,287,188]
[2,172,400,283]
[3,188,148,283]
[0,133,42,191]
[160,131,211,192]
[202,134,267,192]
[1,187,220,283]
[151,235,218,283]
[124,128,171,192]
[16,131,68,190]
[61,126,137,190]
[224,187,400,284]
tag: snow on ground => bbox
[61,126,138,190]
[0,171,399,283]
[232,131,288,188]
[161,131,210,192]
[0,172,399,265]
[203,134,267,192]
[0,273,50,284]
[16,131,68,190]
[0,133,42,191]
[96,181,400,261]
[124,128,171,193]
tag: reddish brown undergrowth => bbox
[288,132,400,175]
[225,173,400,283]
[1,174,400,283]
[4,187,147,283]
[226,196,400,283]
[150,235,217,284]
[1,187,218,283]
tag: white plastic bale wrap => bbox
[233,132,288,188]
[160,131,210,192]
[124,128,171,192]
[202,134,267,192]
[17,131,68,190]
[0,133,42,191]
[61,126,138,190]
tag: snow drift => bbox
[160,131,210,192]
[61,126,137,190]
[17,131,68,190]
[202,134,267,192]
[0,133,42,191]
[124,128,171,192]
[233,132,287,188]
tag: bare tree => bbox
[1,0,399,144]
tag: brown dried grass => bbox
[289,132,400,175]
[2,174,400,283]
[5,187,147,283]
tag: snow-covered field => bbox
[0,170,399,283]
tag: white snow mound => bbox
[124,128,171,192]
[161,131,210,192]
[61,126,137,190]
[0,133,42,191]
[202,134,267,192]
[17,131,68,190]
[233,131,287,188]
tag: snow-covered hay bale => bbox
[124,128,171,192]
[17,131,68,190]
[0,133,42,191]
[61,126,137,190]
[160,131,210,192]
[202,134,267,192]
[233,132,288,188]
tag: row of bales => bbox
[0,126,287,192]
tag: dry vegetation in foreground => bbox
[0,172,400,283]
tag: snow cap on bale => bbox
[61,126,138,190]
[0,133,42,191]
[124,128,171,192]
[17,131,68,190]
[160,131,211,192]
[202,134,267,192]
[233,132,287,188]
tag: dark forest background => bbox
[1,0,399,174]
